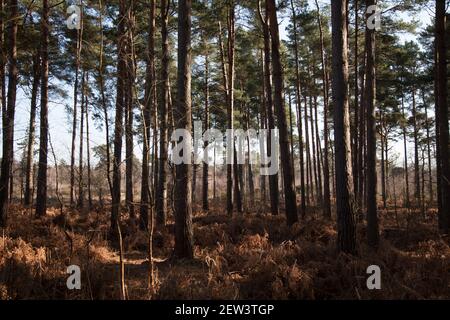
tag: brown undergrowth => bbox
[0,202,449,299]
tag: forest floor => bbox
[0,199,449,300]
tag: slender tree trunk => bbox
[358,46,366,217]
[98,0,112,198]
[35,0,49,218]
[267,0,298,225]
[24,53,40,206]
[288,92,296,190]
[202,37,210,211]
[173,0,194,258]
[140,0,155,230]
[259,51,267,206]
[401,93,410,207]
[412,86,421,208]
[125,1,136,216]
[78,70,85,209]
[227,4,243,214]
[111,0,126,239]
[423,91,433,204]
[365,0,379,248]
[331,0,356,253]
[70,12,83,207]
[85,73,92,210]
[315,0,331,218]
[156,0,169,225]
[309,93,319,206]
[258,3,279,215]
[313,94,323,205]
[352,0,360,204]
[435,0,449,232]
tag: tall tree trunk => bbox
[309,93,320,206]
[267,0,298,225]
[98,0,112,198]
[423,91,433,204]
[35,0,49,218]
[257,2,279,215]
[156,0,169,225]
[125,1,136,216]
[401,93,410,207]
[174,0,194,258]
[365,0,379,248]
[315,0,331,218]
[435,0,449,233]
[288,92,296,190]
[24,53,40,206]
[331,0,356,253]
[70,11,83,207]
[78,70,85,209]
[202,35,210,211]
[111,0,126,238]
[259,50,267,206]
[313,94,323,205]
[412,86,421,208]
[85,73,92,210]
[140,0,155,230]
[352,0,360,205]
[0,0,18,225]
[228,3,243,214]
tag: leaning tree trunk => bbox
[331,0,356,254]
[35,0,49,218]
[173,0,194,259]
[266,0,298,225]
[365,0,379,249]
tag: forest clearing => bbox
[0,0,449,301]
